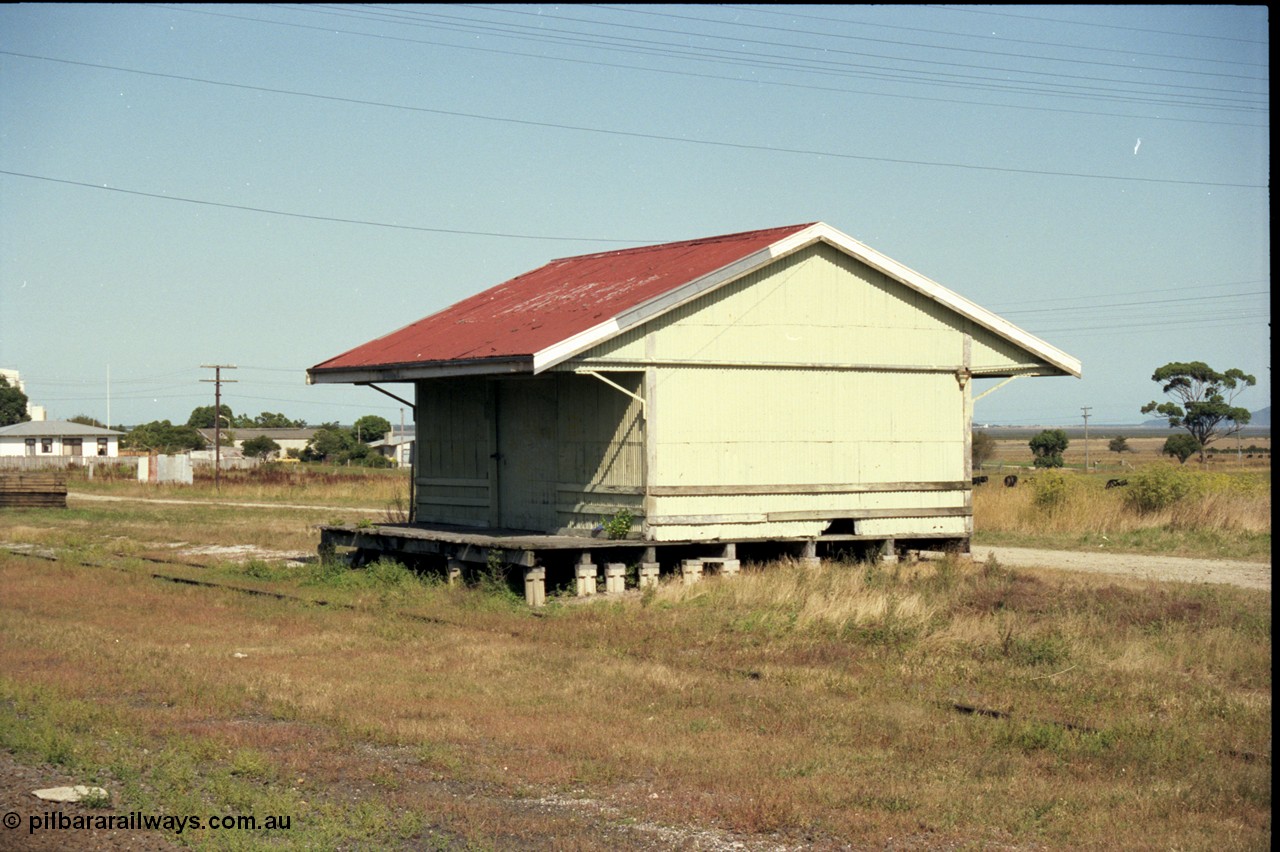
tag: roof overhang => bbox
[307,356,532,385]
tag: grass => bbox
[0,461,1270,849]
[68,461,411,512]
[972,466,1271,561]
[0,540,1270,849]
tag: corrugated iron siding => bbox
[645,367,964,540]
[577,242,970,542]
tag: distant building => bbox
[0,420,123,458]
[195,427,318,458]
[0,368,47,421]
[368,426,415,468]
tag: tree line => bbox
[118,407,396,466]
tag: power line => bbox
[999,289,1270,317]
[0,169,654,243]
[711,4,1268,68]
[279,5,1267,108]
[1029,315,1268,335]
[133,7,1268,124]
[462,3,1267,86]
[986,278,1269,309]
[925,5,1268,44]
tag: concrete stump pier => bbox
[638,563,660,589]
[681,559,703,585]
[524,567,546,607]
[604,563,626,595]
[575,554,598,597]
[799,539,821,568]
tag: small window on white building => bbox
[25,438,36,456]
[41,438,53,454]
[98,437,109,456]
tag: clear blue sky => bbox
[1,4,1269,429]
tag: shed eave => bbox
[973,362,1082,380]
[307,357,533,385]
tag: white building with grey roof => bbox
[0,420,124,458]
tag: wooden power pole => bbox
[201,364,237,490]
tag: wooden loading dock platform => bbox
[317,522,969,606]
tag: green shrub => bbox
[599,508,634,540]
[1125,463,1197,513]
[1032,469,1075,510]
[364,557,419,588]
[243,559,286,580]
[1162,434,1201,464]
[972,429,996,470]
[1029,429,1068,468]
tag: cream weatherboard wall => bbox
[568,241,986,542]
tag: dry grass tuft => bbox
[973,466,1270,558]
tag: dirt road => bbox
[972,545,1269,592]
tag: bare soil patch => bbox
[0,750,183,852]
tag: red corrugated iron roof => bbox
[310,223,816,375]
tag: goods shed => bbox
[308,222,1079,595]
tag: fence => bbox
[0,456,140,474]
[0,455,261,476]
[137,454,193,485]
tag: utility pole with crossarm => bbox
[201,364,237,490]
